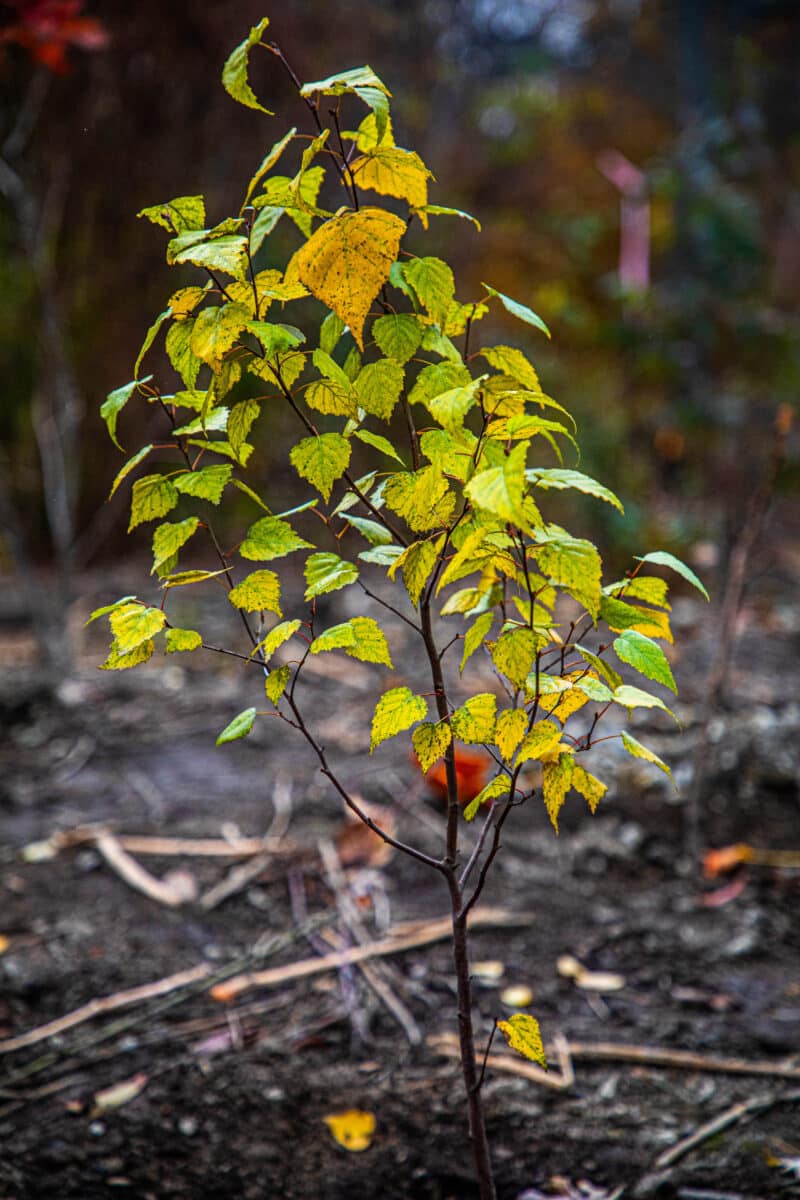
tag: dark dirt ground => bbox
[1,532,799,1200]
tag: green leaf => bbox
[306,377,358,418]
[494,708,528,762]
[247,321,304,358]
[359,545,404,566]
[408,361,471,409]
[599,594,673,643]
[173,464,232,505]
[128,474,179,531]
[372,313,423,364]
[100,639,155,671]
[613,630,677,694]
[345,515,394,546]
[304,552,359,599]
[108,444,153,500]
[412,721,452,773]
[134,309,171,379]
[138,195,206,233]
[635,551,709,601]
[451,693,497,744]
[101,379,147,451]
[85,595,137,626]
[612,684,678,722]
[290,433,351,501]
[240,516,313,562]
[426,378,485,433]
[165,628,202,654]
[109,604,166,654]
[490,627,537,689]
[252,619,302,661]
[265,665,290,705]
[354,359,405,421]
[312,616,392,667]
[228,399,261,458]
[291,207,405,350]
[542,750,574,832]
[529,468,624,514]
[464,442,529,530]
[300,66,391,142]
[517,719,562,764]
[384,466,455,532]
[620,730,672,778]
[479,345,540,391]
[228,570,282,615]
[370,686,428,753]
[152,517,199,574]
[532,526,602,619]
[216,707,257,745]
[221,17,273,113]
[389,536,443,606]
[243,127,296,207]
[573,676,613,703]
[571,764,607,814]
[232,478,271,514]
[190,305,249,368]
[353,429,405,465]
[171,407,229,437]
[404,257,455,327]
[463,775,509,822]
[483,283,550,338]
[460,612,494,673]
[166,320,201,389]
[420,204,481,231]
[319,311,346,354]
[497,1013,547,1068]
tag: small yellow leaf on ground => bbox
[323,1108,376,1152]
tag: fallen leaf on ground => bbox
[501,985,534,1007]
[557,954,625,992]
[322,1108,376,1151]
[92,1072,148,1114]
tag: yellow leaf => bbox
[351,147,432,210]
[497,1013,547,1068]
[571,763,607,814]
[541,749,574,832]
[494,709,528,762]
[323,1109,376,1152]
[291,207,405,349]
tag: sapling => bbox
[93,18,707,1198]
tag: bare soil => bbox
[1,556,799,1200]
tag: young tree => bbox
[93,19,707,1197]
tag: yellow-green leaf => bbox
[290,433,351,501]
[265,664,290,705]
[533,526,602,620]
[517,719,562,764]
[138,195,206,234]
[490,627,537,689]
[100,638,155,671]
[372,313,423,364]
[190,304,249,369]
[370,686,428,752]
[464,442,529,530]
[291,207,405,350]
[127,472,177,530]
[494,709,528,762]
[612,684,678,722]
[221,17,273,114]
[463,775,508,821]
[404,257,454,327]
[460,612,494,673]
[483,283,550,338]
[311,616,392,667]
[384,467,455,532]
[412,721,452,773]
[354,359,405,420]
[600,594,674,643]
[388,536,443,606]
[542,749,574,832]
[479,345,540,391]
[101,379,141,451]
[165,628,202,654]
[109,604,166,654]
[216,707,257,745]
[240,516,312,562]
[571,764,607,814]
[228,570,281,615]
[151,517,199,574]
[620,730,672,778]
[173,464,232,505]
[635,550,709,601]
[451,693,496,744]
[166,321,201,389]
[613,630,676,693]
[251,619,302,662]
[304,552,359,599]
[497,1013,547,1067]
[575,644,623,691]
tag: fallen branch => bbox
[428,1031,574,1091]
[567,1039,800,1081]
[95,831,197,908]
[210,906,530,1002]
[22,825,295,861]
[653,1090,799,1170]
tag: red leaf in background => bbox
[0,0,108,73]
[420,746,492,806]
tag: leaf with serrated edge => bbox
[240,516,312,562]
[575,644,623,690]
[165,628,202,654]
[100,639,155,671]
[252,619,302,662]
[265,665,290,705]
[404,257,454,327]
[370,686,428,753]
[291,208,405,350]
[228,570,281,615]
[388,537,442,607]
[494,709,528,762]
[221,18,273,113]
[463,775,509,822]
[571,764,607,814]
[173,465,232,504]
[635,551,709,601]
[290,433,351,501]
[354,429,405,464]
[542,750,574,832]
[152,517,199,574]
[620,731,672,778]
[460,612,494,673]
[529,468,624,514]
[451,693,496,744]
[612,685,678,722]
[109,604,166,654]
[372,313,422,364]
[517,719,562,764]
[216,707,257,745]
[497,1014,547,1067]
[613,629,676,693]
[412,722,452,773]
[304,552,359,600]
[483,283,550,338]
[490,627,537,689]
[355,359,404,421]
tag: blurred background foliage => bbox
[1,0,798,608]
